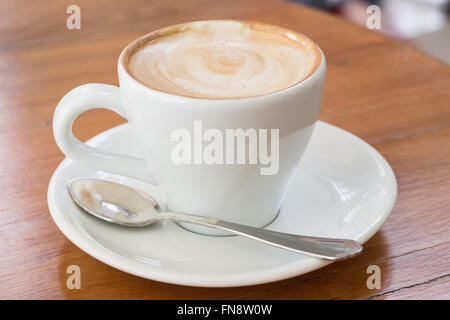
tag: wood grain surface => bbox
[0,0,449,300]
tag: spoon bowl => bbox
[69,178,162,227]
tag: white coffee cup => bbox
[53,20,326,235]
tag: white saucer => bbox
[48,121,397,287]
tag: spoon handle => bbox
[163,212,362,261]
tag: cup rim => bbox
[119,19,325,102]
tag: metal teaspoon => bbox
[68,178,363,261]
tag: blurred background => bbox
[293,0,450,64]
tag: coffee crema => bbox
[125,21,320,99]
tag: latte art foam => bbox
[127,21,319,99]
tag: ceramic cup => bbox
[53,20,326,235]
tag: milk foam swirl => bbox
[128,21,319,99]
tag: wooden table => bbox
[1,0,449,300]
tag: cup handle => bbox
[53,83,158,185]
